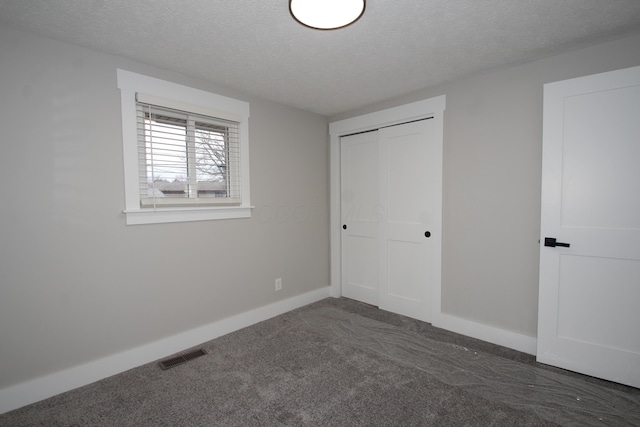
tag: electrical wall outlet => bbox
[275,277,282,291]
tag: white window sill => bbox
[124,206,253,225]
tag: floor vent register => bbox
[158,348,207,370]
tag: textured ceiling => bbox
[1,0,640,116]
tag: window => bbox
[117,70,251,225]
[137,101,240,207]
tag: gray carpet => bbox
[1,297,639,426]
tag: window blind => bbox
[135,101,241,208]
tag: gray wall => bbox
[3,21,640,391]
[332,34,640,338]
[0,26,329,388]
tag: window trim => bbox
[117,69,252,225]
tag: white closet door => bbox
[378,120,437,322]
[341,131,380,306]
[341,119,440,323]
[538,65,640,388]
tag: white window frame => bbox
[117,69,252,225]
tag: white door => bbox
[378,120,436,322]
[537,65,640,388]
[341,119,440,322]
[341,131,380,306]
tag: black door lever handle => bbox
[544,237,570,248]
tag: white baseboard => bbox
[0,287,331,415]
[432,313,537,355]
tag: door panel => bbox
[561,85,640,230]
[557,255,640,353]
[537,65,640,388]
[379,120,435,322]
[341,131,379,306]
[387,240,423,301]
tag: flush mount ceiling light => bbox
[290,0,366,30]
